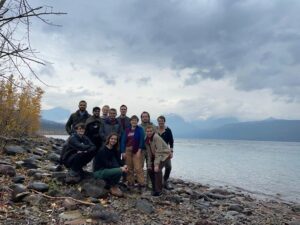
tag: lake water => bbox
[46,135,300,203]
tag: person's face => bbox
[93,109,100,117]
[78,102,87,111]
[157,118,165,127]
[109,110,117,119]
[120,106,127,116]
[102,107,109,116]
[108,135,118,147]
[130,118,138,127]
[146,128,154,137]
[76,127,85,136]
[141,113,150,123]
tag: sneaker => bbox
[110,186,123,197]
[164,181,174,190]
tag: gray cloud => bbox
[90,71,116,86]
[34,0,300,100]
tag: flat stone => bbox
[135,199,154,214]
[59,210,83,220]
[10,184,29,202]
[0,164,16,176]
[18,158,38,169]
[62,198,77,210]
[28,182,49,192]
[23,194,47,206]
[32,147,48,156]
[4,145,26,155]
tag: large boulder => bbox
[3,145,26,155]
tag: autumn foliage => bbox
[0,75,44,138]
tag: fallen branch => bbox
[30,189,96,206]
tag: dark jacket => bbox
[93,145,123,171]
[60,133,96,167]
[65,110,91,135]
[85,116,103,148]
[120,126,145,154]
[157,126,174,149]
[99,118,122,140]
[117,116,130,133]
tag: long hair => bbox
[105,132,119,150]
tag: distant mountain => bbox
[39,119,66,135]
[41,107,70,123]
[199,119,300,142]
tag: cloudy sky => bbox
[28,0,300,121]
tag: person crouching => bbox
[93,133,128,197]
[145,125,171,196]
[60,123,97,181]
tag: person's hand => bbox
[122,153,126,160]
[170,151,173,159]
[121,166,128,173]
[154,165,159,172]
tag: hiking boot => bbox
[152,191,162,197]
[110,186,123,197]
[164,181,174,190]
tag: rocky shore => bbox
[0,137,300,225]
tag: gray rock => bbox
[81,179,107,198]
[28,182,49,192]
[228,204,244,213]
[289,220,300,225]
[18,158,38,169]
[90,205,119,223]
[23,194,47,206]
[135,199,154,214]
[292,204,300,212]
[4,145,26,155]
[27,169,39,176]
[0,164,16,176]
[0,159,12,165]
[62,198,77,210]
[32,147,48,156]
[10,184,29,202]
[59,210,83,220]
[47,153,61,163]
[12,175,25,183]
[165,195,183,204]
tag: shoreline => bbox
[1,136,299,224]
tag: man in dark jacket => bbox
[85,106,103,150]
[65,100,91,135]
[61,123,97,181]
[117,104,130,134]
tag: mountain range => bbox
[40,107,300,142]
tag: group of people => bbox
[60,100,174,197]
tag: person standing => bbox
[101,105,110,120]
[85,107,103,150]
[93,133,127,197]
[65,100,90,135]
[145,125,171,196]
[117,104,130,134]
[120,115,145,188]
[157,115,174,190]
[100,108,122,141]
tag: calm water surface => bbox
[47,135,300,203]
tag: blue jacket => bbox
[120,126,145,153]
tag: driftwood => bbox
[30,189,96,206]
